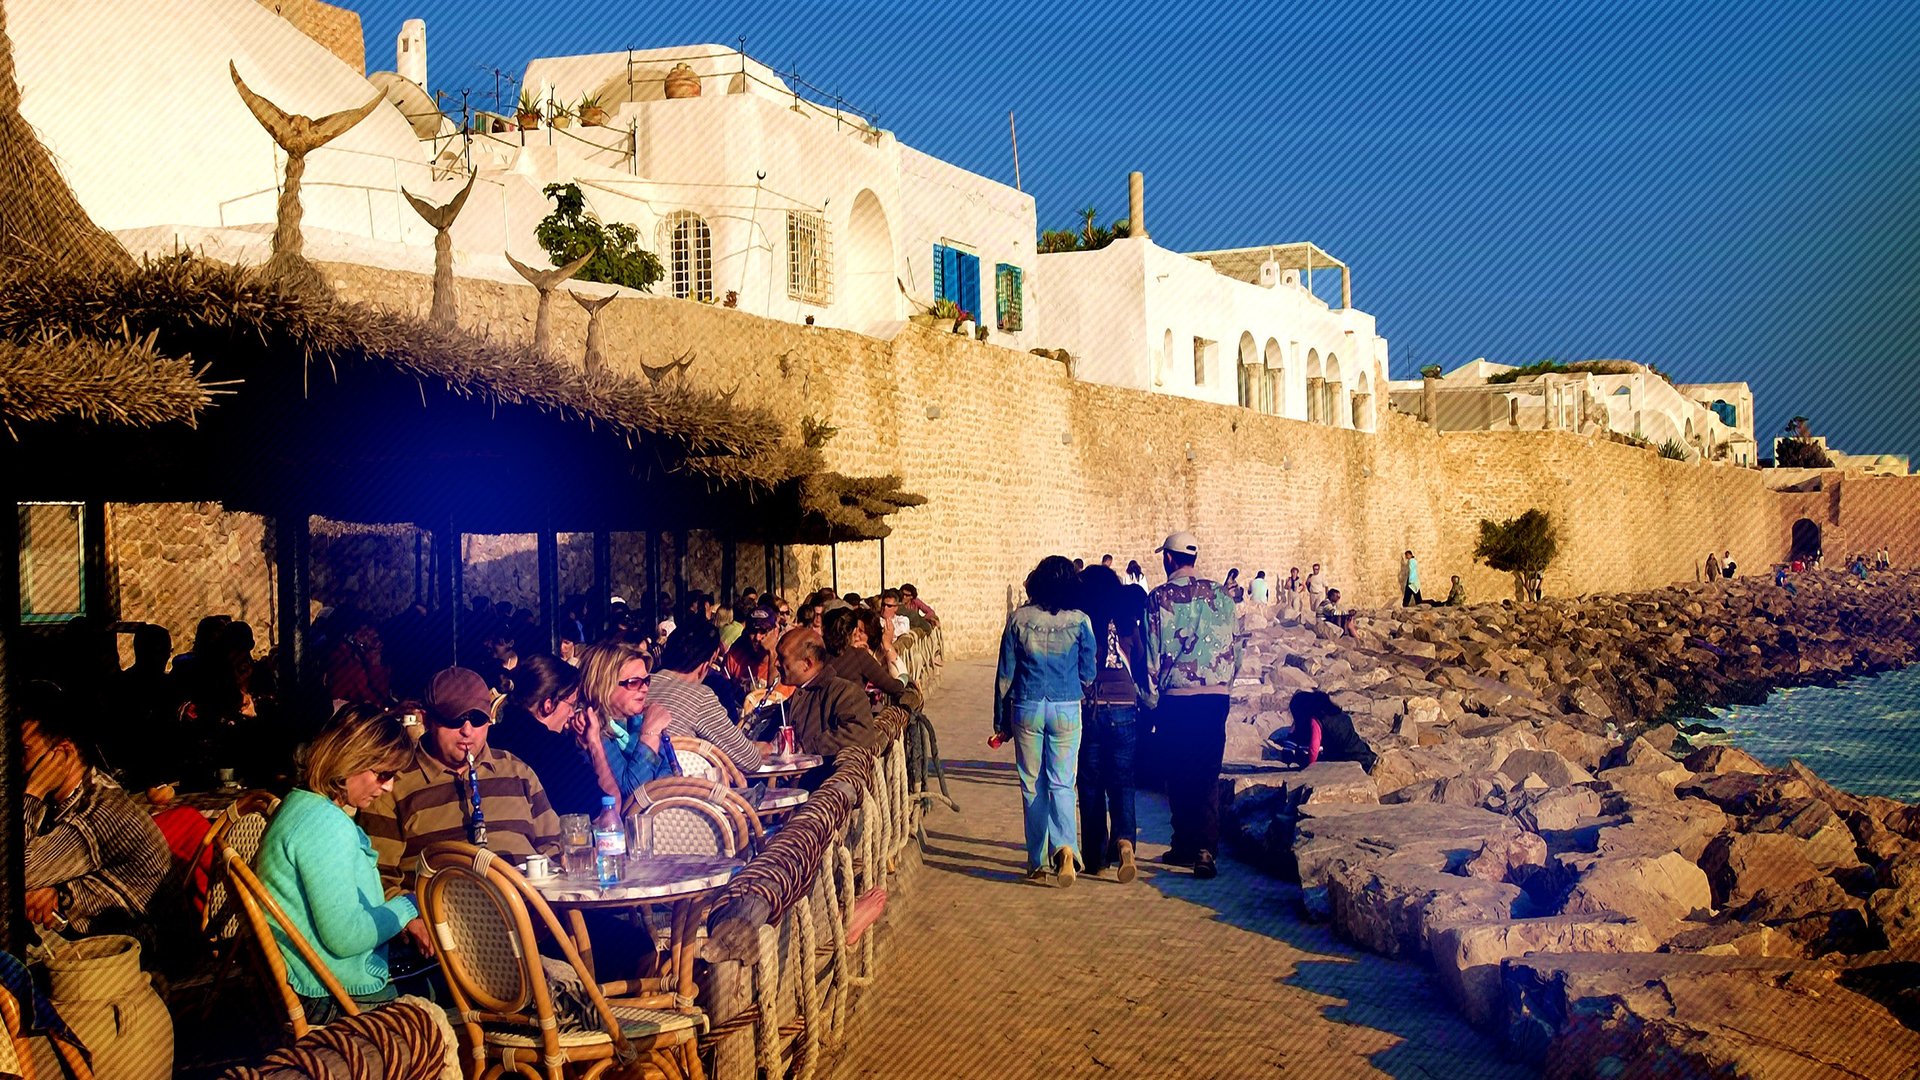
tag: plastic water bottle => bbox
[592,796,626,887]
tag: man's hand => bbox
[403,916,436,958]
[24,888,61,929]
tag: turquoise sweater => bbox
[255,788,419,998]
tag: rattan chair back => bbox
[671,735,747,787]
[636,776,765,853]
[222,847,359,1039]
[195,790,281,941]
[633,794,738,857]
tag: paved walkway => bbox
[832,660,1529,1080]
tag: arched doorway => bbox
[845,189,895,335]
[1305,349,1324,423]
[1326,353,1347,428]
[1264,339,1284,416]
[1791,518,1822,561]
[659,211,713,302]
[1237,333,1258,408]
[1352,370,1374,431]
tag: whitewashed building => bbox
[1037,175,1391,431]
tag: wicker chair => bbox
[417,843,704,1080]
[197,791,282,942]
[222,848,362,1040]
[632,779,764,855]
[666,737,747,788]
[632,796,739,859]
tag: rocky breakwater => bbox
[1222,570,1920,1078]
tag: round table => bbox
[531,855,743,1000]
[749,755,824,784]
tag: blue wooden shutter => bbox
[934,244,962,305]
[957,252,980,321]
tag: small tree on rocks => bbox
[1475,508,1558,602]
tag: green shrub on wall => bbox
[1475,508,1558,602]
[535,182,663,292]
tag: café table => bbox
[529,854,742,1001]
[749,754,823,786]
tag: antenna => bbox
[1009,111,1022,192]
[475,63,516,115]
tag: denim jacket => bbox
[995,605,1097,708]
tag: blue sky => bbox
[349,0,1920,461]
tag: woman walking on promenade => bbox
[995,556,1097,886]
[1077,565,1149,883]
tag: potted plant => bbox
[954,308,975,336]
[550,101,573,129]
[976,323,991,342]
[913,298,956,328]
[516,89,543,130]
[578,93,609,127]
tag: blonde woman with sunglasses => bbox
[254,705,432,1026]
[576,640,675,798]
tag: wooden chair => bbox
[195,790,282,943]
[633,796,739,859]
[417,843,704,1080]
[222,848,361,1040]
[668,736,747,788]
[633,778,765,855]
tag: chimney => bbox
[397,18,427,88]
[1128,171,1148,241]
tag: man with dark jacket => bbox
[777,629,883,760]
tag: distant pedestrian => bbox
[1306,563,1328,610]
[1272,690,1377,772]
[995,556,1097,887]
[1225,568,1245,604]
[1144,531,1240,881]
[1878,547,1890,571]
[1722,550,1736,579]
[1101,554,1115,569]
[1249,571,1272,604]
[1077,565,1147,884]
[1444,575,1466,606]
[1283,567,1304,616]
[1124,560,1150,601]
[1073,558,1086,573]
[1402,551,1422,606]
[1318,589,1355,635]
[1704,551,1721,582]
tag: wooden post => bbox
[273,509,312,711]
[537,527,560,655]
[720,538,736,604]
[878,537,887,593]
[645,531,660,629]
[81,501,108,623]
[672,529,686,611]
[413,528,425,605]
[592,531,611,630]
[433,521,459,667]
[830,543,839,593]
[0,491,22,954]
[764,543,775,594]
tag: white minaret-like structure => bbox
[396,19,427,88]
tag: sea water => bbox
[1705,664,1920,800]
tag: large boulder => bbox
[1494,748,1594,789]
[1726,876,1877,957]
[1869,872,1920,955]
[1682,744,1769,775]
[1430,914,1660,1027]
[1562,852,1713,926]
[1536,720,1614,773]
[1745,798,1864,872]
[1291,803,1526,918]
[1593,801,1729,863]
[1226,762,1380,871]
[1698,832,1827,909]
[1365,746,1469,803]
[1326,855,1525,959]
[1677,770,1815,816]
[1504,952,1920,1078]
[1514,785,1606,833]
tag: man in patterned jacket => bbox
[1144,531,1241,880]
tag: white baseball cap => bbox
[1158,531,1200,556]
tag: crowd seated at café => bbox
[7,582,939,1072]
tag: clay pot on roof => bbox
[665,64,702,99]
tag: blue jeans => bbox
[1077,704,1138,869]
[1011,700,1084,872]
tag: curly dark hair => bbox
[1024,555,1082,614]
[822,607,860,656]
[657,619,722,674]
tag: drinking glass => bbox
[559,814,592,869]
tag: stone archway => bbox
[1791,518,1822,561]
[845,189,895,335]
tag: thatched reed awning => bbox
[0,330,213,434]
[0,255,919,540]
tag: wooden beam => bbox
[537,527,560,655]
[273,509,311,719]
[0,491,22,954]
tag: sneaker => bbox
[1162,849,1198,868]
[1024,867,1050,885]
[1193,850,1217,880]
[1054,847,1077,889]
[1116,840,1137,884]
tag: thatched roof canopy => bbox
[0,255,920,539]
[0,330,212,434]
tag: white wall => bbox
[897,148,1040,351]
[1040,238,1389,429]
[14,0,437,250]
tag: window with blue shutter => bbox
[995,264,1024,331]
[933,244,981,321]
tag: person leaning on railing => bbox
[255,705,433,1026]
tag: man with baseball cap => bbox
[1144,530,1241,879]
[361,666,563,893]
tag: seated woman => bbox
[255,706,433,1026]
[646,623,765,775]
[1271,691,1377,773]
[489,654,626,818]
[823,608,922,714]
[575,641,675,797]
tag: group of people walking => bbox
[994,531,1240,885]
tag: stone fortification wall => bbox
[101,263,1919,657]
[107,503,276,643]
[254,0,364,73]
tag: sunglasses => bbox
[373,769,399,783]
[617,675,651,690]
[430,712,491,730]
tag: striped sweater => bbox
[360,745,561,894]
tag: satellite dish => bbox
[369,71,452,140]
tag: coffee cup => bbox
[521,854,553,879]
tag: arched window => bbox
[659,211,712,302]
